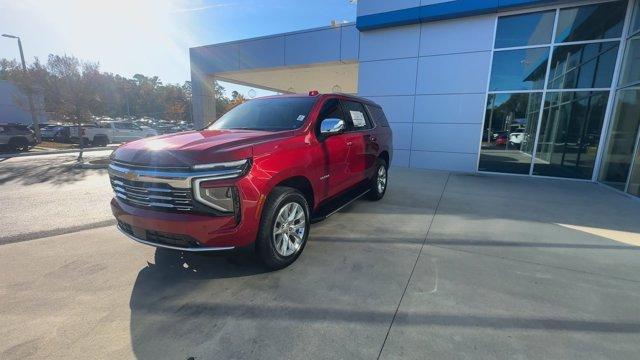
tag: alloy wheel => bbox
[377,165,387,194]
[273,202,306,257]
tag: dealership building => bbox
[190,0,640,198]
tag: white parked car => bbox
[71,121,158,146]
[509,132,525,147]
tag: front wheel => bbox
[367,158,388,201]
[256,187,310,270]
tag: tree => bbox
[1,53,236,129]
[225,90,246,112]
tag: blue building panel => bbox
[238,37,286,70]
[340,25,360,62]
[284,28,342,66]
[356,0,572,31]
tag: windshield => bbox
[208,97,317,132]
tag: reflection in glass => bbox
[479,92,543,174]
[533,91,609,179]
[632,0,640,34]
[628,144,640,196]
[547,42,619,89]
[490,48,549,91]
[555,1,626,43]
[600,89,640,190]
[495,10,555,48]
[619,36,640,88]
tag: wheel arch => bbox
[379,150,390,166]
[273,175,315,210]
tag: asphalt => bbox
[1,167,639,359]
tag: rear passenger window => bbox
[365,105,390,127]
[342,101,372,130]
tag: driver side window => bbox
[316,98,346,135]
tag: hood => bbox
[111,129,292,167]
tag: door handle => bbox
[346,141,353,146]
[369,136,376,141]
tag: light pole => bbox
[2,34,41,142]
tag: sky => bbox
[0,0,356,97]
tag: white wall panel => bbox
[411,123,482,154]
[365,96,415,123]
[413,94,486,124]
[419,14,495,56]
[358,58,418,96]
[389,123,413,150]
[359,24,420,61]
[410,151,478,172]
[416,51,491,94]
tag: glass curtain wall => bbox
[600,0,640,196]
[480,0,628,179]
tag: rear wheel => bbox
[8,137,29,152]
[367,158,388,201]
[93,136,108,147]
[256,187,310,270]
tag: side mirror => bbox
[320,118,346,135]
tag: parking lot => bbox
[1,166,640,359]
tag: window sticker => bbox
[297,115,306,122]
[350,111,366,127]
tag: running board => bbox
[311,186,370,223]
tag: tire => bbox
[93,136,108,147]
[256,186,310,270]
[367,158,388,201]
[8,137,29,152]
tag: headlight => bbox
[194,185,237,213]
[192,159,250,172]
[192,159,249,213]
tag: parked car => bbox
[41,125,71,142]
[0,123,38,152]
[495,133,508,146]
[509,131,525,148]
[71,121,158,146]
[109,93,393,269]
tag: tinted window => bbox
[619,36,640,87]
[317,98,345,122]
[342,101,372,130]
[533,91,609,179]
[555,1,626,43]
[547,42,619,89]
[114,123,134,130]
[495,10,555,48]
[210,97,316,132]
[479,92,543,174]
[366,105,389,127]
[490,47,549,91]
[633,1,640,34]
[599,89,640,190]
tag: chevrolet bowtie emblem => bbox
[123,170,138,181]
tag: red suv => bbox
[109,93,393,269]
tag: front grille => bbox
[110,177,194,212]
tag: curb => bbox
[75,162,109,169]
[0,146,117,159]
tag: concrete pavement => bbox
[1,168,639,359]
[0,151,113,244]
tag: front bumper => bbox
[110,177,264,250]
[116,222,234,252]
